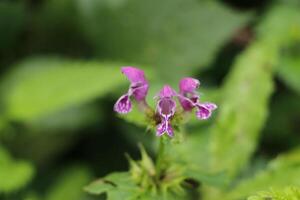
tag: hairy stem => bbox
[155,138,165,179]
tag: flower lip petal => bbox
[156,122,166,136]
[202,102,218,110]
[196,106,211,119]
[121,66,147,84]
[195,102,217,119]
[179,77,200,94]
[114,94,132,114]
[156,119,174,138]
[166,122,174,137]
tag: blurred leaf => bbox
[28,104,102,133]
[31,0,88,55]
[0,1,25,52]
[257,5,300,94]
[247,186,300,200]
[24,192,41,200]
[0,147,34,193]
[46,166,93,200]
[7,132,79,166]
[209,41,276,180]
[208,4,300,181]
[77,0,250,81]
[223,148,300,200]
[172,130,230,188]
[1,57,127,121]
[84,172,139,199]
[277,45,300,94]
[183,169,228,188]
[256,5,300,46]
[263,93,300,151]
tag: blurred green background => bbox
[0,0,300,199]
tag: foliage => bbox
[0,58,127,121]
[77,0,250,81]
[0,147,34,193]
[0,0,300,200]
[45,166,93,200]
[247,187,300,200]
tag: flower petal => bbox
[121,66,147,84]
[178,95,195,111]
[196,105,211,119]
[166,122,174,137]
[159,85,177,98]
[179,77,200,94]
[157,98,176,117]
[195,103,217,119]
[156,119,174,137]
[131,83,149,101]
[114,94,132,114]
[156,122,166,136]
[202,102,218,110]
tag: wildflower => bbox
[114,67,149,114]
[178,77,217,119]
[114,67,217,137]
[156,85,177,137]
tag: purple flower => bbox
[114,67,149,114]
[179,77,217,120]
[114,67,217,138]
[156,85,177,137]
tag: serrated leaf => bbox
[223,148,300,200]
[247,187,300,200]
[0,57,127,121]
[85,172,139,200]
[0,147,34,193]
[210,41,276,180]
[208,4,300,181]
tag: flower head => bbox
[156,85,177,137]
[114,68,217,138]
[114,67,149,114]
[178,77,217,120]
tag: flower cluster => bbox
[114,67,217,137]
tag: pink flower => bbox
[114,67,217,137]
[156,85,177,137]
[178,77,217,120]
[114,67,149,114]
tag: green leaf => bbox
[0,57,127,121]
[84,172,139,200]
[208,5,300,179]
[277,45,300,94]
[27,104,102,133]
[77,0,250,81]
[209,40,276,180]
[223,148,300,200]
[172,131,229,188]
[46,166,93,200]
[0,147,35,193]
[247,187,300,200]
[256,5,300,94]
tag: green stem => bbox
[155,138,165,179]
